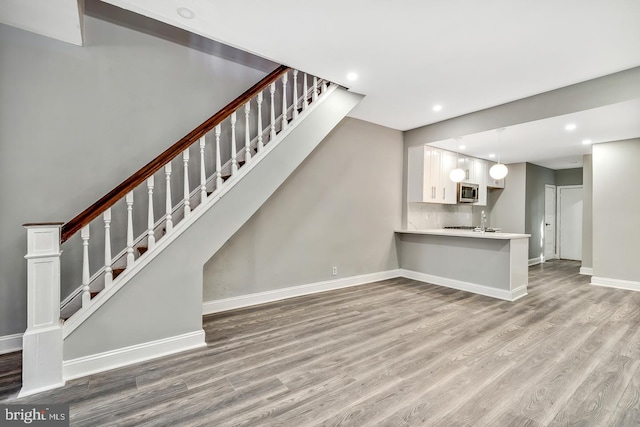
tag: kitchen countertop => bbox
[395,229,531,240]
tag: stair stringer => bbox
[61,87,364,379]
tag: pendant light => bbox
[489,128,509,180]
[449,137,466,183]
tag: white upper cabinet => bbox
[407,146,456,204]
[473,158,487,206]
[408,146,500,205]
[486,161,506,188]
[440,150,458,204]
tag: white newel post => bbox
[20,223,65,397]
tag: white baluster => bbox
[183,149,191,218]
[257,92,264,152]
[270,82,276,141]
[281,72,288,131]
[231,112,238,174]
[147,176,155,251]
[81,225,91,308]
[303,73,309,110]
[293,70,299,120]
[244,102,251,163]
[312,76,319,102]
[199,136,207,204]
[164,163,173,233]
[104,208,113,289]
[215,124,223,189]
[322,78,328,94]
[126,191,134,268]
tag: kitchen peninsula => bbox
[395,229,530,301]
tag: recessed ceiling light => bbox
[582,139,592,145]
[459,145,466,150]
[432,105,442,112]
[565,123,577,131]
[177,7,195,19]
[489,153,496,158]
[346,72,358,81]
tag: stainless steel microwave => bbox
[458,182,479,203]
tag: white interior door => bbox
[558,186,583,261]
[544,185,556,260]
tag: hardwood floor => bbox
[2,260,640,426]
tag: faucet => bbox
[481,210,487,232]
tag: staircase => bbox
[20,66,363,397]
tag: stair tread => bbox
[137,246,148,255]
[113,268,125,279]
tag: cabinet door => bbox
[474,159,487,206]
[427,147,441,202]
[461,156,475,183]
[440,150,458,204]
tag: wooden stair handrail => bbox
[61,65,290,243]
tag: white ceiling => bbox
[428,99,640,169]
[4,0,640,169]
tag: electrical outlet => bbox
[332,266,338,276]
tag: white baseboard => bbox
[63,329,206,381]
[580,267,593,276]
[528,257,543,266]
[203,270,402,314]
[0,333,22,355]
[399,269,526,302]
[591,276,640,292]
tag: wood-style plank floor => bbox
[2,260,640,426]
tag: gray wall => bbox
[555,168,583,186]
[487,163,526,234]
[203,118,403,301]
[0,1,276,337]
[592,139,640,283]
[525,163,556,260]
[582,155,593,271]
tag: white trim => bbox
[63,85,339,338]
[0,333,22,355]
[528,257,543,266]
[18,381,66,398]
[511,285,529,301]
[63,329,206,381]
[203,270,402,314]
[591,276,640,292]
[580,267,593,276]
[399,269,526,302]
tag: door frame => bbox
[544,184,557,262]
[556,185,583,260]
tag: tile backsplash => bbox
[407,203,485,230]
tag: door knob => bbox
[545,223,551,226]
